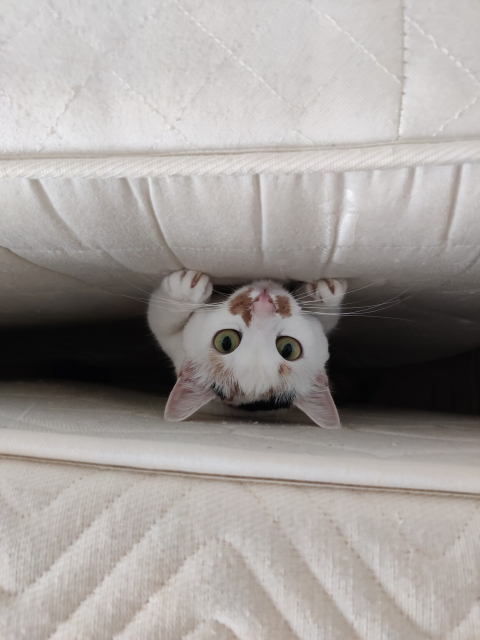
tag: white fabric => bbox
[2,140,480,177]
[2,164,480,365]
[2,2,480,636]
[1,0,480,365]
[1,381,480,494]
[1,0,480,153]
[2,456,480,640]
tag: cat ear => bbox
[165,362,216,421]
[294,372,341,429]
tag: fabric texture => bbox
[1,0,480,367]
[2,1,480,636]
[1,381,480,494]
[1,457,480,640]
[1,165,480,366]
[1,0,480,153]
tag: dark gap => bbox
[1,317,479,415]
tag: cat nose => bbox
[253,289,275,317]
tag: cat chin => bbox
[195,398,312,425]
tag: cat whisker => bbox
[299,291,415,316]
[293,277,391,302]
[102,270,161,297]
[335,278,391,297]
[299,287,413,312]
[301,310,414,322]
[124,294,225,313]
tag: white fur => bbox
[148,271,347,428]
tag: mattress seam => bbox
[2,139,480,177]
[2,454,479,499]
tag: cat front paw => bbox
[161,270,213,304]
[307,278,347,307]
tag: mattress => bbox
[2,382,480,640]
[1,1,480,637]
[2,459,480,640]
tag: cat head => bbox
[165,280,340,428]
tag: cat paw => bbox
[307,278,347,307]
[162,270,213,304]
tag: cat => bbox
[148,270,347,428]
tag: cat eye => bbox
[276,336,302,361]
[213,329,241,354]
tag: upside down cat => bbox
[148,271,347,428]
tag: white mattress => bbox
[2,0,480,152]
[1,382,480,639]
[2,457,480,640]
[1,381,480,494]
[2,2,480,365]
[2,1,480,637]
[1,382,480,640]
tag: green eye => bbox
[276,336,302,361]
[213,329,241,354]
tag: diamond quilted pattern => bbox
[1,458,480,639]
[0,10,95,130]
[310,0,404,79]
[399,16,480,138]
[1,0,480,153]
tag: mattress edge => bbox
[2,139,480,177]
[1,429,480,496]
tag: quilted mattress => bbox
[1,0,480,638]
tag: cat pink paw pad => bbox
[162,270,213,303]
[308,278,347,306]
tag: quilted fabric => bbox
[1,0,480,154]
[1,457,480,640]
[1,381,480,494]
[1,0,480,368]
[2,2,480,636]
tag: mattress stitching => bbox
[4,244,480,254]
[375,498,480,561]
[2,454,479,499]
[173,0,293,110]
[304,492,435,637]
[45,486,194,640]
[3,142,480,177]
[307,1,401,86]
[168,2,290,136]
[41,1,198,151]
[9,477,145,599]
[115,536,307,640]
[243,485,365,640]
[110,71,198,149]
[396,0,406,140]
[405,17,480,137]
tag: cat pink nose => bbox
[253,289,275,317]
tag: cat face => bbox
[165,280,340,428]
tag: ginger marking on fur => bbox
[228,287,254,326]
[275,294,292,318]
[278,362,292,376]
